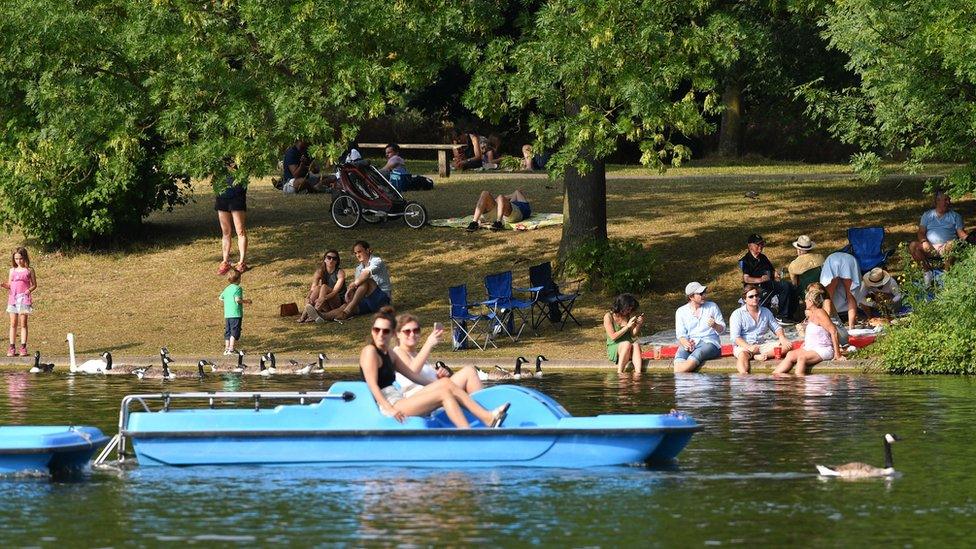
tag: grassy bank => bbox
[0,163,963,362]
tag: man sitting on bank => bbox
[318,240,392,322]
[739,234,797,324]
[674,281,726,373]
[856,267,906,321]
[730,284,793,374]
[787,235,825,286]
[908,189,969,281]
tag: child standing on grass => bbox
[2,247,37,357]
[220,269,251,354]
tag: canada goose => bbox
[534,355,548,378]
[196,360,215,380]
[257,354,273,377]
[29,351,55,374]
[512,356,529,379]
[313,353,327,373]
[133,365,151,380]
[66,333,113,374]
[265,352,277,373]
[232,350,247,374]
[159,347,169,359]
[161,356,176,381]
[816,433,901,478]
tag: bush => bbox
[564,238,658,295]
[867,244,976,374]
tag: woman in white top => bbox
[391,312,483,396]
[774,286,845,376]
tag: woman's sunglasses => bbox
[400,328,421,335]
[324,255,339,261]
[372,326,392,335]
[746,293,759,299]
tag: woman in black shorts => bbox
[215,159,248,275]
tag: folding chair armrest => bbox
[481,298,500,308]
[515,285,544,294]
[557,278,585,292]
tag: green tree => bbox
[464,0,741,258]
[0,0,498,247]
[802,0,976,190]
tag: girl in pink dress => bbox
[2,247,37,357]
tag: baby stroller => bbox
[329,160,428,229]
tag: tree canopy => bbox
[0,0,499,247]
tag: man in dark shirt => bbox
[279,139,323,193]
[740,234,797,323]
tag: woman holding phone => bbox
[604,293,645,373]
[391,312,484,396]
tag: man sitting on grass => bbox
[730,284,793,374]
[466,189,532,231]
[740,234,797,324]
[319,241,392,322]
[277,139,327,193]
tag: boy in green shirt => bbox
[220,269,252,354]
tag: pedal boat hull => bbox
[125,383,700,468]
[0,426,109,475]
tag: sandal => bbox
[6,344,14,357]
[235,262,250,273]
[217,261,231,275]
[489,402,511,428]
[18,344,27,357]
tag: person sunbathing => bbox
[466,189,531,231]
[360,307,509,429]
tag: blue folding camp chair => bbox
[449,284,496,351]
[845,226,893,274]
[528,262,582,330]
[482,271,540,342]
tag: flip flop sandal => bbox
[489,402,511,428]
[217,262,231,275]
[235,262,250,273]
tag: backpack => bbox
[408,175,434,191]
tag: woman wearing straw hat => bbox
[787,235,825,286]
[856,267,905,320]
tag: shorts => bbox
[380,385,405,407]
[6,304,32,314]
[732,341,779,359]
[215,186,247,212]
[504,200,531,223]
[357,288,391,315]
[224,317,242,340]
[805,345,834,361]
[673,341,721,365]
[282,178,297,194]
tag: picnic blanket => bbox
[429,213,563,231]
[638,326,882,360]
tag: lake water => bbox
[2,371,973,546]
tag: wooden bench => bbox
[359,143,464,178]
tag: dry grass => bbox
[0,164,963,361]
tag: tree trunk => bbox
[557,154,607,262]
[717,79,742,158]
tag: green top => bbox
[606,318,632,346]
[220,283,243,318]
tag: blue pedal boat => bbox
[0,426,109,475]
[114,382,701,468]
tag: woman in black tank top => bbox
[361,309,510,428]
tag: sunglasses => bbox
[324,256,339,261]
[746,293,759,299]
[400,328,421,335]
[372,326,392,335]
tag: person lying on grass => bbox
[466,189,531,231]
[318,241,391,322]
[360,306,509,428]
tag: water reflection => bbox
[1,371,974,546]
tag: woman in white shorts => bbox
[391,312,483,397]
[774,286,845,376]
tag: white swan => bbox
[66,333,112,374]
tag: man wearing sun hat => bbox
[787,235,825,286]
[856,267,905,318]
[674,281,726,373]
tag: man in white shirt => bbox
[856,268,905,318]
[730,284,792,374]
[674,281,726,373]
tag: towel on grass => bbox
[430,213,563,231]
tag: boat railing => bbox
[94,390,355,466]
